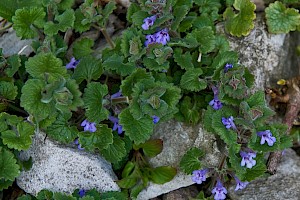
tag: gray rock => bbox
[222,13,300,90]
[0,28,33,56]
[137,120,222,200]
[17,132,120,196]
[162,185,199,200]
[228,148,300,200]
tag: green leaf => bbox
[188,27,216,53]
[17,194,32,200]
[171,5,189,31]
[36,189,54,200]
[122,161,135,178]
[194,0,222,14]
[0,147,20,181]
[179,95,202,125]
[180,147,205,174]
[119,108,153,145]
[102,54,136,76]
[6,54,21,77]
[46,114,78,144]
[99,1,117,27]
[1,121,34,151]
[0,178,14,191]
[25,53,67,80]
[72,56,103,84]
[173,48,194,70]
[79,124,113,151]
[53,192,76,200]
[120,68,154,96]
[44,9,75,36]
[101,135,126,164]
[180,69,207,92]
[57,0,75,11]
[223,0,256,37]
[100,191,128,200]
[140,139,163,158]
[83,82,109,123]
[74,8,91,33]
[20,79,57,120]
[72,38,94,59]
[12,7,46,39]
[0,81,18,100]
[149,166,177,184]
[265,1,300,34]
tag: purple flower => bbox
[257,130,276,146]
[145,34,157,47]
[109,116,123,134]
[74,138,84,150]
[155,28,170,45]
[111,90,122,99]
[66,57,80,69]
[142,15,157,30]
[221,116,237,130]
[81,119,97,132]
[144,28,170,47]
[209,98,223,110]
[152,115,160,124]
[209,86,223,110]
[240,151,256,168]
[78,189,86,197]
[234,176,249,191]
[212,179,227,200]
[224,63,233,73]
[191,169,209,184]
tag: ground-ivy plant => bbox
[0,0,299,199]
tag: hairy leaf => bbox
[171,5,189,31]
[223,0,256,37]
[180,147,205,174]
[180,69,207,92]
[0,147,20,181]
[102,54,136,76]
[101,135,126,164]
[265,1,300,34]
[12,7,45,39]
[72,38,94,59]
[173,48,194,70]
[0,81,18,100]
[83,82,109,123]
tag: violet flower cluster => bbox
[66,57,80,69]
[257,130,276,146]
[81,119,97,132]
[142,15,170,47]
[191,169,209,184]
[74,138,84,150]
[222,116,237,130]
[209,86,223,110]
[240,151,256,168]
[109,116,123,134]
[212,179,227,200]
[152,115,160,124]
[234,176,249,191]
[224,63,233,73]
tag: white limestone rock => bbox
[17,132,120,196]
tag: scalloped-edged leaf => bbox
[72,38,94,59]
[171,5,189,31]
[180,69,207,92]
[44,9,75,36]
[102,54,136,76]
[1,121,34,151]
[78,124,113,151]
[212,51,238,80]
[188,27,216,53]
[99,1,117,27]
[0,147,20,181]
[20,79,57,120]
[180,147,205,174]
[0,81,18,100]
[64,79,84,111]
[194,0,222,14]
[173,48,194,70]
[83,82,109,123]
[0,178,14,191]
[25,53,67,80]
[74,9,91,33]
[72,56,103,84]
[101,135,126,164]
[119,108,154,145]
[53,192,76,200]
[12,7,46,39]
[121,68,154,96]
[46,114,78,144]
[265,1,300,34]
[223,0,256,37]
[5,54,21,77]
[179,95,202,125]
[57,0,75,11]
[149,166,177,184]
[168,37,199,48]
